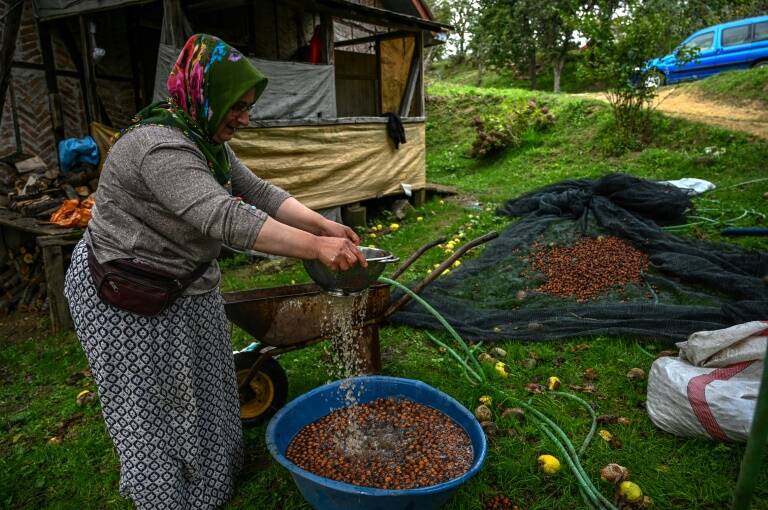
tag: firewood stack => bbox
[0,244,47,315]
[0,154,98,219]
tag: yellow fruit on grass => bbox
[537,454,561,475]
[452,260,461,268]
[417,216,423,221]
[389,223,400,231]
[619,481,643,503]
[76,390,91,400]
[494,361,509,378]
[369,233,377,239]
[479,395,493,406]
[547,376,561,391]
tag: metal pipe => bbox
[382,231,498,319]
[390,236,446,280]
[732,348,768,510]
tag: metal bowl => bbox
[303,247,399,296]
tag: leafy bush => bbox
[470,99,555,159]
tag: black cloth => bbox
[383,112,407,149]
[390,173,768,344]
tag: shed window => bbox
[754,22,768,42]
[722,25,751,47]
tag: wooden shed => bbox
[1,0,449,217]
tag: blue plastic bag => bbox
[58,136,100,173]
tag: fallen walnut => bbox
[601,463,630,484]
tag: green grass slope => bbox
[679,66,768,107]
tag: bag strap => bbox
[88,239,210,290]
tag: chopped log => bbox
[44,168,60,180]
[32,285,46,311]
[61,184,79,200]
[5,280,26,303]
[17,283,35,312]
[0,267,15,284]
[2,272,20,289]
[21,174,48,196]
[35,202,66,219]
[15,156,47,174]
[0,161,16,187]
[20,196,65,217]
[22,253,34,264]
[74,186,91,197]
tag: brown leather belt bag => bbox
[87,245,208,316]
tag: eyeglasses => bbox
[230,101,255,115]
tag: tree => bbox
[473,0,540,88]
[473,0,581,93]
[577,0,686,147]
[534,0,581,93]
[432,0,478,62]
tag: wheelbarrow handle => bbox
[389,236,448,280]
[382,230,499,319]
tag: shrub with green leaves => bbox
[470,99,555,159]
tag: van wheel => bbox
[753,60,768,68]
[234,352,288,427]
[645,69,665,88]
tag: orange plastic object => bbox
[50,197,95,228]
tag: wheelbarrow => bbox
[222,231,498,427]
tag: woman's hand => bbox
[319,219,360,245]
[315,236,367,271]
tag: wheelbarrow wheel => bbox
[234,352,288,427]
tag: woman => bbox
[64,34,365,509]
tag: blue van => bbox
[644,15,768,86]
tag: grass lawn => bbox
[1,81,767,510]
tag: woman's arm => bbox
[229,150,359,243]
[141,140,365,270]
[274,197,360,244]
[253,216,366,271]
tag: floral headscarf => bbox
[118,34,267,185]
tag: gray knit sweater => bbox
[85,125,291,294]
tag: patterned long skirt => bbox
[64,240,242,509]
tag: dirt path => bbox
[577,87,768,139]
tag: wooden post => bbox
[375,39,382,114]
[38,22,65,143]
[0,0,24,126]
[78,15,98,125]
[127,9,143,112]
[320,13,334,64]
[399,33,421,118]
[38,236,75,334]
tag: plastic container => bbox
[265,376,487,510]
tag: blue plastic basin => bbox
[265,376,487,510]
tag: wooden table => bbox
[0,209,81,333]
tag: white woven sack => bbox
[647,357,762,442]
[646,321,767,442]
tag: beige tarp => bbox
[90,122,118,170]
[90,121,426,211]
[380,36,415,114]
[231,122,425,210]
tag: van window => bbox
[684,32,714,51]
[722,25,750,47]
[754,21,768,42]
